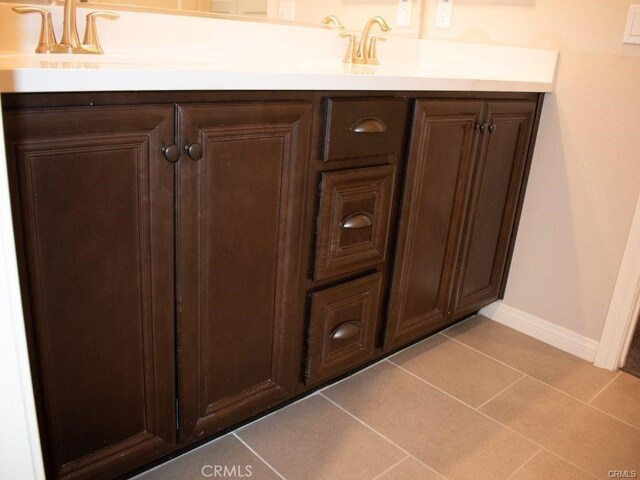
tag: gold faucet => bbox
[13,0,119,54]
[341,16,391,65]
[321,15,343,29]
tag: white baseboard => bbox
[479,302,600,363]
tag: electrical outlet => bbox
[397,0,413,28]
[435,0,453,29]
[278,0,296,21]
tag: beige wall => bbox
[421,0,640,340]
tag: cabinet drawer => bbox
[306,273,383,385]
[314,165,396,281]
[323,98,408,161]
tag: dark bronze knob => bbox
[479,123,488,134]
[185,143,203,161]
[488,123,496,134]
[161,144,180,163]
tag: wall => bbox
[421,0,640,341]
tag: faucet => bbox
[321,15,343,29]
[13,0,119,54]
[341,16,391,65]
[60,0,82,49]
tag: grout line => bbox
[540,448,600,480]
[476,374,526,410]
[387,359,481,411]
[385,360,596,474]
[233,432,288,480]
[370,454,410,480]
[385,359,601,480]
[319,393,450,480]
[587,403,640,431]
[504,447,542,480]
[440,332,640,431]
[587,371,622,404]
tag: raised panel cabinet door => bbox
[384,100,484,351]
[451,101,537,319]
[4,105,177,480]
[177,101,311,442]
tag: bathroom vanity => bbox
[1,88,542,480]
[0,6,556,479]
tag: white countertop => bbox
[0,5,558,93]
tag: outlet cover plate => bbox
[624,5,640,44]
[436,0,453,29]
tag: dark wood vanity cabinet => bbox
[2,90,542,480]
[176,102,311,442]
[3,95,312,480]
[4,105,178,480]
[385,97,540,350]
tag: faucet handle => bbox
[321,15,343,29]
[367,36,387,65]
[339,32,357,64]
[12,6,57,53]
[82,11,119,54]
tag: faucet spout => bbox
[356,16,391,64]
[60,0,81,49]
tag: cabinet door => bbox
[450,101,536,318]
[178,102,311,442]
[384,100,484,351]
[4,106,177,480]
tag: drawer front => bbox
[323,98,408,161]
[306,273,383,385]
[314,165,396,281]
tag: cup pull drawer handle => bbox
[341,212,373,229]
[349,117,387,134]
[330,321,361,340]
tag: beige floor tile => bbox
[480,376,640,478]
[376,457,444,480]
[324,361,537,480]
[237,394,405,480]
[590,372,640,429]
[135,434,279,480]
[509,450,594,480]
[445,316,617,401]
[391,333,523,407]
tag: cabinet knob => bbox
[161,144,180,163]
[488,123,496,134]
[185,143,203,161]
[340,212,373,229]
[330,321,361,340]
[479,123,488,134]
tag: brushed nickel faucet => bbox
[340,16,391,65]
[13,0,119,54]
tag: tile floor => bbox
[136,315,640,480]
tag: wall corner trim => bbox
[480,301,600,363]
[594,191,640,371]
